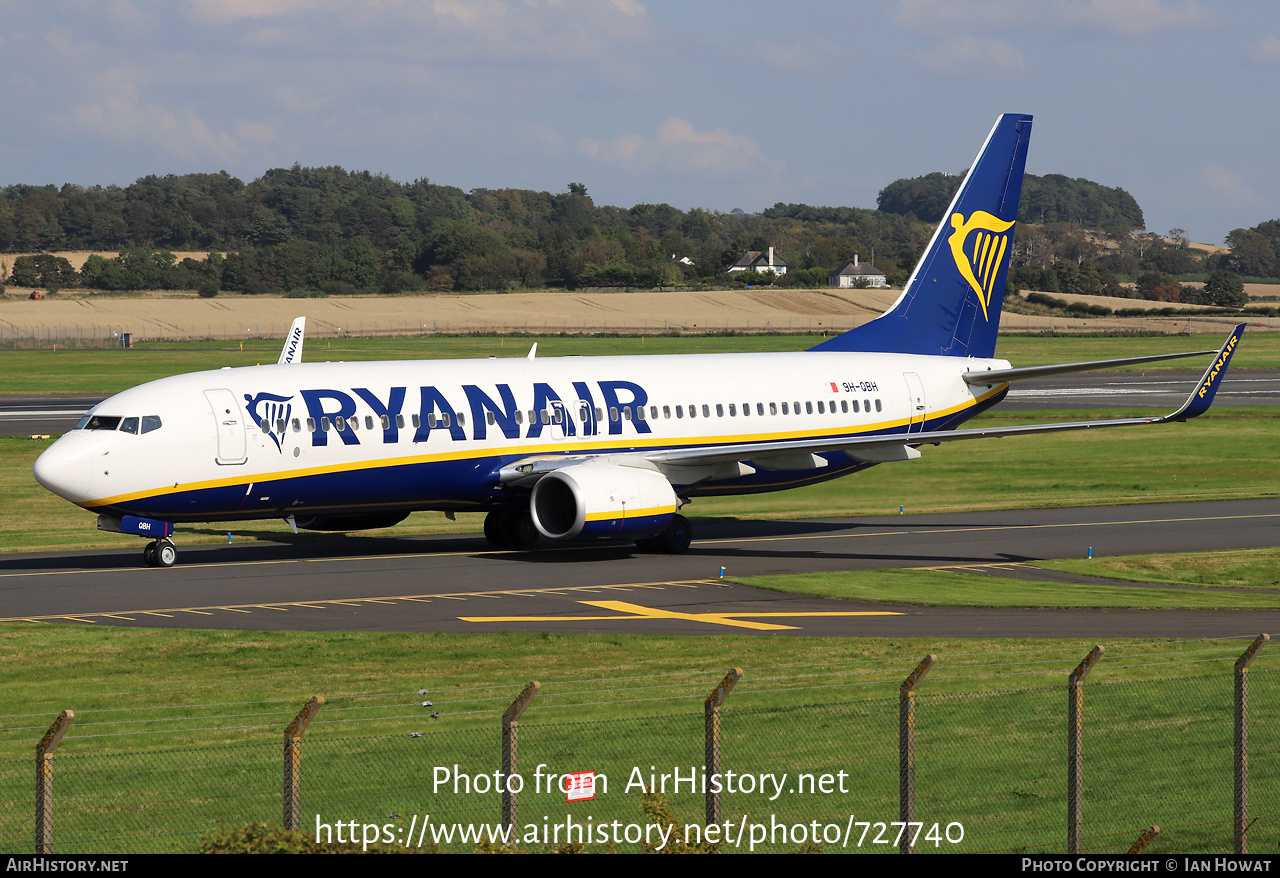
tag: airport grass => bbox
[730,568,1280,609]
[1,331,1279,396]
[3,405,1275,555]
[1036,546,1280,589]
[0,625,1274,853]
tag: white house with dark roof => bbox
[828,254,887,288]
[726,246,787,276]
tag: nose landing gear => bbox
[143,539,177,568]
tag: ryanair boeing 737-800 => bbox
[32,114,1244,568]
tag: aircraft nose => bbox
[33,433,94,503]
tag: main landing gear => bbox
[483,509,541,550]
[143,539,177,568]
[634,514,692,555]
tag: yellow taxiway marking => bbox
[7,511,1278,584]
[0,580,713,625]
[460,599,902,631]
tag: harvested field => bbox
[0,287,1272,343]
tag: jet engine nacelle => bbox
[530,463,678,541]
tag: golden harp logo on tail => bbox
[947,211,1016,322]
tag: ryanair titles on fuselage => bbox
[253,379,653,451]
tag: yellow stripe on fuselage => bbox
[80,384,1007,509]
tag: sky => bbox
[0,0,1277,245]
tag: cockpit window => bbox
[141,415,162,434]
[79,415,121,431]
[119,417,139,434]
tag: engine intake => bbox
[530,463,677,541]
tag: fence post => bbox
[900,654,936,854]
[36,710,74,854]
[1128,825,1160,854]
[705,667,743,827]
[1234,634,1269,854]
[283,696,324,832]
[1067,645,1104,854]
[502,681,540,842]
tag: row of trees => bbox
[3,164,1276,297]
[876,171,1146,229]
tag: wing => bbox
[498,324,1245,487]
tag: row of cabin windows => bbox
[260,397,884,436]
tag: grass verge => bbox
[730,567,1280,609]
[1035,546,1280,589]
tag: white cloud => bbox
[579,118,782,178]
[895,0,1210,36]
[910,36,1028,77]
[1246,35,1280,65]
[65,68,272,164]
[1199,164,1264,212]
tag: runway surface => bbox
[3,370,1276,436]
[3,499,1277,638]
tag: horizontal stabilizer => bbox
[962,349,1216,385]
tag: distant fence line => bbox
[0,314,1275,348]
[2,637,1276,855]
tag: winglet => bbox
[527,342,538,360]
[278,317,306,365]
[1165,324,1245,422]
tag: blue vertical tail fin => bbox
[811,113,1032,358]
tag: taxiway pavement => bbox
[2,499,1276,638]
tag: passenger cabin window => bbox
[781,402,789,415]
[769,403,777,416]
[381,415,390,430]
[702,404,710,418]
[716,404,723,417]
[609,407,619,422]
[806,401,813,415]
[756,403,764,416]
[676,406,684,419]
[875,400,882,412]
[321,418,331,432]
[396,415,405,429]
[650,406,658,420]
[307,418,316,432]
[487,411,496,426]
[292,418,302,432]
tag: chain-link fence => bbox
[1,638,1275,854]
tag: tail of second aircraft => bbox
[811,112,1032,359]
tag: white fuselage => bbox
[34,350,1010,524]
